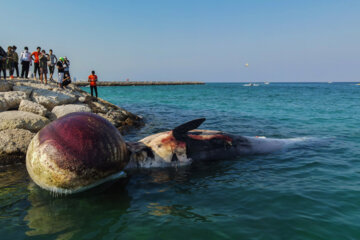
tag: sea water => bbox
[1,83,360,239]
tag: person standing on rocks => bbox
[47,49,57,82]
[0,46,6,80]
[56,57,65,88]
[39,50,48,84]
[6,46,15,79]
[88,70,98,99]
[31,47,41,80]
[12,46,19,79]
[20,47,32,79]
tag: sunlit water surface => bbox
[1,83,360,239]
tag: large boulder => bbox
[13,85,34,97]
[0,129,35,164]
[19,100,49,117]
[0,81,12,92]
[0,96,8,111]
[31,89,77,110]
[0,91,28,111]
[78,95,92,103]
[0,111,50,132]
[88,101,108,114]
[51,104,91,119]
[14,82,53,91]
[97,110,128,127]
[0,91,28,109]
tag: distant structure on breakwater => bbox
[74,81,205,87]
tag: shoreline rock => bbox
[0,129,35,165]
[51,104,91,119]
[19,100,49,117]
[0,79,144,165]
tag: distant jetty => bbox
[74,81,205,87]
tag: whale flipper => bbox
[173,118,206,140]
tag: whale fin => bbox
[173,118,206,140]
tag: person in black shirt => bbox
[56,57,65,88]
[0,46,6,80]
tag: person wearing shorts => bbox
[31,47,41,80]
[47,49,57,81]
[39,50,48,84]
[57,57,65,88]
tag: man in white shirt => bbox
[20,47,32,79]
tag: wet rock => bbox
[19,100,49,117]
[0,129,35,164]
[0,111,50,132]
[96,113,116,126]
[51,104,92,119]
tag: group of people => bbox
[0,45,99,97]
[0,46,72,88]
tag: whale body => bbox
[125,118,298,169]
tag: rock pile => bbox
[0,79,143,164]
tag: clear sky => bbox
[1,0,359,82]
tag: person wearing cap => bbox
[56,57,65,88]
[31,47,41,80]
[12,46,19,78]
[20,47,32,78]
[47,49,57,81]
[88,70,98,99]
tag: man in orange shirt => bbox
[31,47,41,80]
[88,70,98,99]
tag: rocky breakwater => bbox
[0,79,143,165]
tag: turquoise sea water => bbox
[1,82,360,239]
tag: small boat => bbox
[264,82,270,85]
[243,83,259,87]
[328,81,333,84]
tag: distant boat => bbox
[243,83,259,87]
[328,81,333,84]
[264,82,270,85]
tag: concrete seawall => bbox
[74,81,205,87]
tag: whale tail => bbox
[172,118,206,140]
